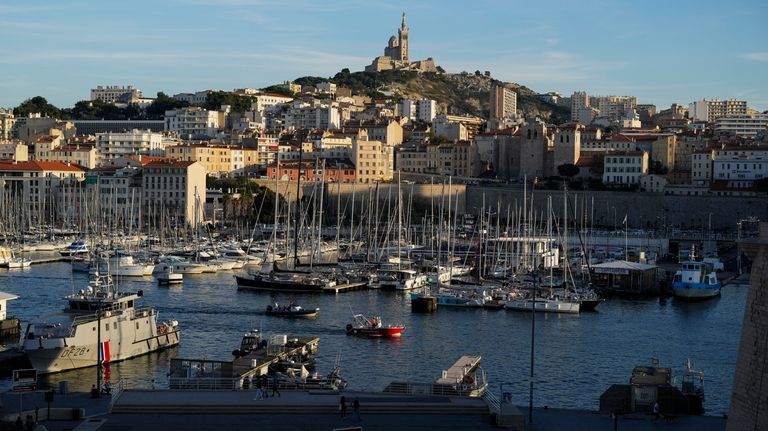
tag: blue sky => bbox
[1,0,767,111]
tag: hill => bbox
[289,70,571,124]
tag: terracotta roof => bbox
[35,135,58,143]
[0,160,85,172]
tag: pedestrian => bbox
[253,375,263,400]
[271,374,281,397]
[652,401,661,423]
[353,397,361,421]
[261,375,269,398]
[90,384,99,398]
[339,395,347,418]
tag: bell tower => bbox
[398,12,409,61]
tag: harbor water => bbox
[0,259,746,415]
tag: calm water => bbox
[0,258,747,415]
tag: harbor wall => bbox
[255,180,766,232]
[727,223,768,431]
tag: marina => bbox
[0,256,749,416]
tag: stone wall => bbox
[255,180,766,232]
[727,223,768,431]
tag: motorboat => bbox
[157,265,183,285]
[345,313,405,338]
[368,268,429,291]
[265,302,319,317]
[672,261,721,301]
[59,240,89,257]
[504,295,580,314]
[21,266,180,374]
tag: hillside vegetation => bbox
[291,70,570,124]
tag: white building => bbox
[639,174,667,193]
[252,93,294,113]
[141,159,206,227]
[553,124,582,169]
[0,141,28,161]
[571,91,590,122]
[691,150,715,185]
[712,147,768,188]
[316,82,337,94]
[164,107,221,139]
[401,99,437,123]
[172,90,211,105]
[284,102,341,130]
[621,108,642,129]
[96,129,166,163]
[90,85,142,104]
[352,137,392,183]
[602,151,649,187]
[490,85,517,120]
[713,114,768,138]
[688,99,748,123]
[0,109,15,141]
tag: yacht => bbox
[504,294,580,314]
[59,240,89,257]
[153,256,206,274]
[369,268,429,291]
[21,269,180,374]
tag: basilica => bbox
[365,13,439,73]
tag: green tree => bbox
[146,92,188,119]
[205,91,254,113]
[649,160,669,175]
[14,96,61,118]
[557,163,580,178]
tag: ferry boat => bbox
[21,268,180,374]
[672,261,721,301]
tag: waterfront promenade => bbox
[1,389,727,431]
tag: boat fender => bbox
[158,324,167,335]
[345,324,354,335]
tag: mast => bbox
[293,145,303,268]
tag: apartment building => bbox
[141,159,206,227]
[90,85,142,104]
[688,99,748,123]
[166,143,232,176]
[0,142,28,162]
[490,85,517,120]
[712,147,768,188]
[95,129,166,163]
[0,160,86,216]
[602,151,649,187]
[164,107,221,139]
[713,114,768,138]
[352,138,392,183]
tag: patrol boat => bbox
[672,247,721,301]
[21,268,180,374]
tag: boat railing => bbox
[383,380,488,397]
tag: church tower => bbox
[398,12,409,61]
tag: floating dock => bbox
[322,281,368,294]
[168,335,320,390]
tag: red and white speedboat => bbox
[345,314,405,338]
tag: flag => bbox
[100,340,111,364]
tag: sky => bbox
[1,0,767,111]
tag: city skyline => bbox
[1,0,767,111]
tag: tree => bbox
[146,92,188,119]
[205,91,253,113]
[557,163,580,178]
[649,160,668,175]
[14,96,60,118]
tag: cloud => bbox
[742,52,768,61]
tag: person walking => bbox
[271,373,281,397]
[253,376,263,400]
[353,397,361,421]
[652,401,661,423]
[339,395,347,418]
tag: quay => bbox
[0,388,727,431]
[323,281,368,294]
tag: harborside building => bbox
[141,159,206,228]
[0,160,86,220]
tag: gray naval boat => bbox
[21,268,180,374]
